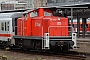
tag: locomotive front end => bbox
[42,16,77,52]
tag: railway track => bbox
[9,49,87,60]
[0,49,88,60]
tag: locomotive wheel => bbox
[3,46,10,51]
[38,49,42,53]
[37,46,42,53]
[61,45,69,54]
[53,46,60,54]
[5,47,10,51]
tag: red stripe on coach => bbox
[0,34,11,37]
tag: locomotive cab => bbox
[13,7,77,53]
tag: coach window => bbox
[74,24,77,28]
[81,24,82,28]
[81,24,88,28]
[7,21,9,31]
[72,24,74,27]
[86,24,88,28]
[5,22,6,31]
[1,22,4,31]
[68,24,71,30]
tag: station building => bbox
[0,1,27,11]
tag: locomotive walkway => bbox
[70,37,90,54]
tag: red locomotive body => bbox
[32,17,43,36]
[48,17,68,36]
[13,7,77,53]
[31,16,68,37]
[17,14,31,36]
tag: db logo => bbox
[35,22,41,27]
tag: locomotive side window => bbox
[23,13,28,18]
[30,12,38,17]
[44,11,52,16]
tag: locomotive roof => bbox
[0,12,23,18]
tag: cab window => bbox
[81,24,82,28]
[44,11,52,16]
[30,12,38,17]
[23,13,28,18]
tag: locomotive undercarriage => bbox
[13,36,74,53]
[13,38,42,51]
[50,40,73,53]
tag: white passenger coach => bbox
[0,12,23,48]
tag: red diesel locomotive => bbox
[13,7,77,53]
